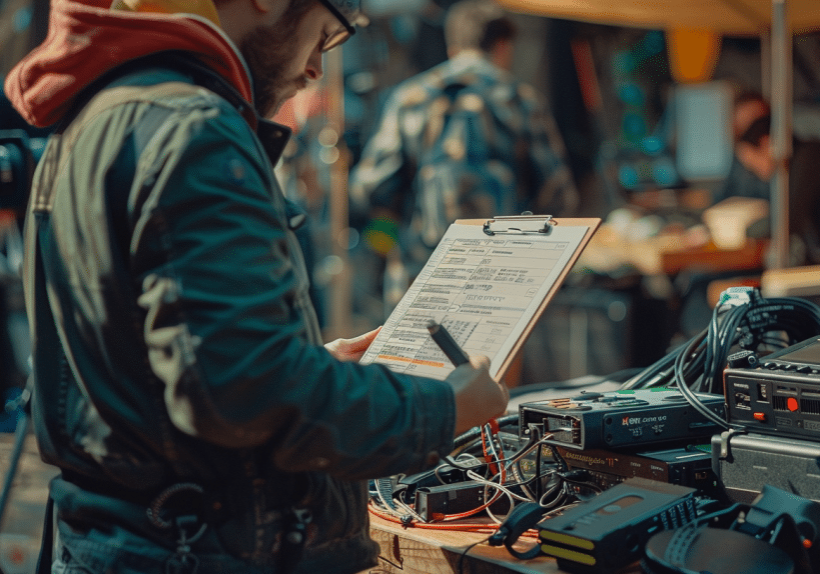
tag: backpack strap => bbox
[31,81,209,214]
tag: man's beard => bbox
[241,20,308,117]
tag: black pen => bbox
[427,320,470,366]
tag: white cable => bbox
[465,470,533,503]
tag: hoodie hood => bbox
[4,0,255,128]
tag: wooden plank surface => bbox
[362,514,563,574]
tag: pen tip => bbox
[426,320,438,332]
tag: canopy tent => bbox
[496,0,820,269]
[494,0,820,36]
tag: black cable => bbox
[621,344,685,390]
[457,535,492,574]
[663,290,820,427]
[682,294,820,394]
[538,477,568,509]
[488,502,545,561]
[672,332,739,430]
[548,444,568,473]
[533,436,543,501]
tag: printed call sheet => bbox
[359,221,591,380]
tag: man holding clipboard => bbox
[5,0,511,570]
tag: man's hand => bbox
[325,327,381,362]
[444,355,509,435]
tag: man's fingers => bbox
[325,327,383,361]
[468,354,490,370]
[351,326,381,347]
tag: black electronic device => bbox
[642,484,820,574]
[555,444,717,494]
[414,480,511,521]
[724,335,820,440]
[711,431,820,504]
[394,457,486,503]
[538,477,698,574]
[519,388,726,450]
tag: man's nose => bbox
[305,49,324,81]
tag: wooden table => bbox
[577,233,768,278]
[658,238,768,276]
[363,514,567,574]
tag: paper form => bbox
[359,221,591,380]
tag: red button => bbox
[788,397,799,412]
[753,412,767,422]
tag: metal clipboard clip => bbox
[482,215,555,236]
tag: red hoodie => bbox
[4,0,255,128]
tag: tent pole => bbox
[769,0,792,269]
[760,31,771,101]
[326,46,353,338]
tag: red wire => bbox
[368,504,499,532]
[369,417,539,535]
[368,504,540,539]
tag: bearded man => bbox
[3,0,508,571]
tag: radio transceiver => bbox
[519,388,726,450]
[724,336,820,440]
[539,477,698,573]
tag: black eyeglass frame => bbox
[316,0,356,51]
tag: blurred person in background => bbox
[3,0,510,570]
[350,0,578,314]
[716,91,820,266]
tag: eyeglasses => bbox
[317,0,356,52]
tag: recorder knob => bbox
[727,349,757,369]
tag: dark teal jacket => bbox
[24,57,455,572]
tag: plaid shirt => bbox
[351,50,579,275]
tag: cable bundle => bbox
[368,416,599,531]
[621,287,820,429]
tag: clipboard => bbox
[359,214,602,382]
